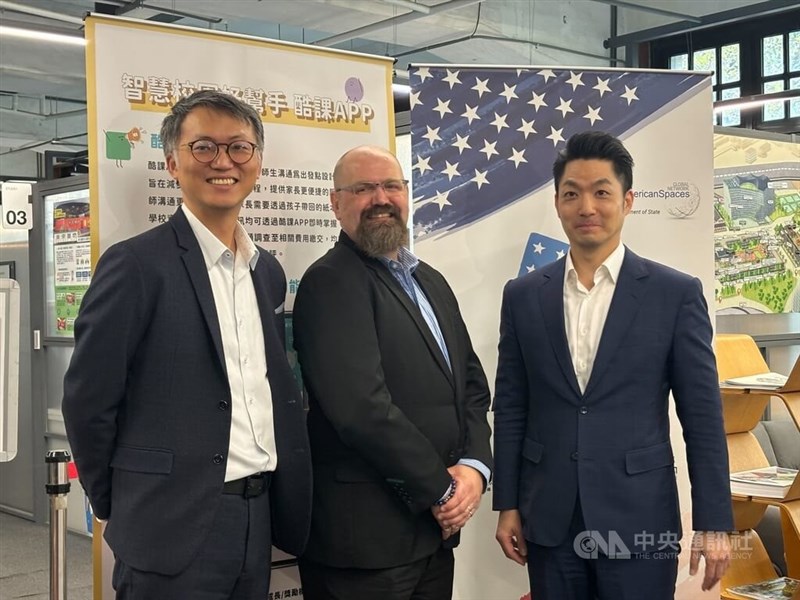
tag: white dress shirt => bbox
[563,243,626,393]
[182,205,277,481]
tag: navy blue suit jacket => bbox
[62,208,312,575]
[492,248,733,552]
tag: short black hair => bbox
[552,131,634,193]
[159,90,264,159]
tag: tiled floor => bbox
[0,511,92,600]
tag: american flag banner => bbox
[409,66,715,600]
[518,233,570,278]
[409,66,709,242]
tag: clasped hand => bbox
[431,465,483,540]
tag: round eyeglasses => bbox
[182,140,259,165]
[335,179,409,196]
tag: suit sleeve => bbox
[62,243,150,520]
[492,280,530,511]
[294,262,451,513]
[669,277,734,532]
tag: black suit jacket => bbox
[62,208,312,575]
[493,249,733,551]
[293,232,492,569]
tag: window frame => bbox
[650,12,799,134]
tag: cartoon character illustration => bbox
[344,77,364,102]
[105,126,146,167]
[126,127,144,143]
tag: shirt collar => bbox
[181,204,259,271]
[565,243,626,284]
[377,245,419,274]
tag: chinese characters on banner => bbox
[86,15,394,599]
[87,15,394,310]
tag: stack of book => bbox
[726,576,799,599]
[729,466,798,499]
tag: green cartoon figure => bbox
[105,127,145,167]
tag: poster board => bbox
[409,64,716,599]
[85,14,395,599]
[713,128,800,315]
[87,13,394,309]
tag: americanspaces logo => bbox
[632,181,701,218]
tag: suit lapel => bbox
[540,262,582,398]
[410,265,462,441]
[171,209,227,376]
[250,258,285,378]
[413,266,458,389]
[583,250,649,398]
[368,262,455,388]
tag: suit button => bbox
[218,401,229,411]
[570,451,579,461]
[579,406,588,415]
[213,454,224,464]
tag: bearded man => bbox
[292,145,493,600]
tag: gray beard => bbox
[355,217,409,258]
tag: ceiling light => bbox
[382,0,431,15]
[713,89,799,114]
[0,25,85,46]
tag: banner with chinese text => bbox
[86,14,394,598]
[86,14,394,309]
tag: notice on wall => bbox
[52,199,91,336]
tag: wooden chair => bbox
[715,334,800,589]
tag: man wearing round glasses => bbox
[63,90,311,599]
[293,146,492,599]
[166,106,261,227]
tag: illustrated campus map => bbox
[714,132,800,315]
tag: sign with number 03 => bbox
[1,181,33,230]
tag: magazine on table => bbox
[726,576,799,600]
[722,372,788,390]
[729,466,798,499]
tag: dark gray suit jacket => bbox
[493,248,733,552]
[62,208,312,575]
[293,232,492,569]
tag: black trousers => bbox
[112,491,272,600]
[527,498,678,600]
[299,546,455,600]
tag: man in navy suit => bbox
[492,131,732,599]
[62,90,311,599]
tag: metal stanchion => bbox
[46,450,71,600]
